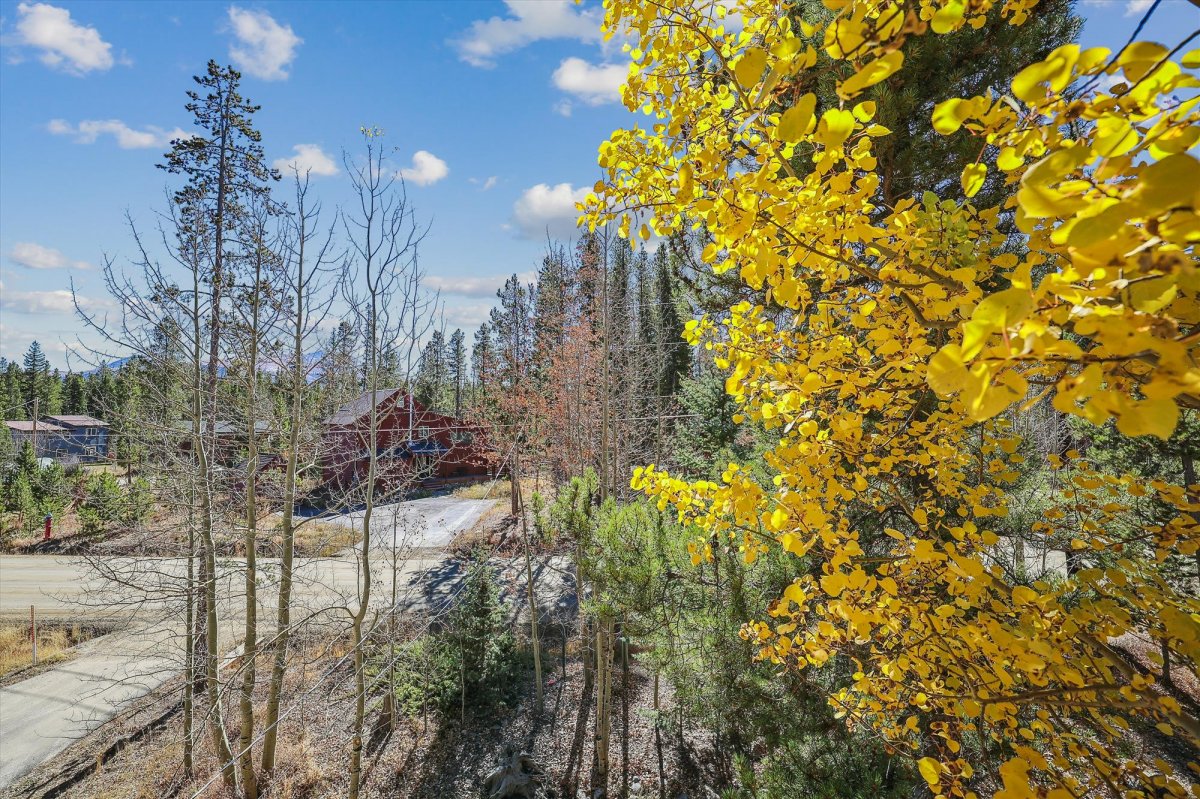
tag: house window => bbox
[451,431,473,446]
[418,426,432,440]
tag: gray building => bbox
[40,415,110,462]
[5,420,70,459]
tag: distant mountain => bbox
[83,351,329,382]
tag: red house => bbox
[320,388,493,494]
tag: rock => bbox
[484,743,543,799]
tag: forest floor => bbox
[4,572,718,799]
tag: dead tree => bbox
[259,168,344,773]
[341,128,434,799]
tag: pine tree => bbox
[654,246,690,399]
[158,59,276,796]
[1,361,23,419]
[87,366,118,419]
[784,0,1079,209]
[490,275,534,388]
[533,245,573,359]
[63,373,88,415]
[415,331,448,412]
[472,322,495,410]
[21,341,50,413]
[447,329,467,419]
[0,422,12,470]
[46,369,63,416]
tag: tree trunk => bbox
[521,490,543,714]
[593,618,612,797]
[201,76,238,795]
[183,494,195,779]
[238,253,263,799]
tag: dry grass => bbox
[290,519,361,557]
[452,474,546,501]
[452,479,510,500]
[0,621,93,678]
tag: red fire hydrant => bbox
[44,513,52,541]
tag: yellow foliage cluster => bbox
[584,0,1200,796]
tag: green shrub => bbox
[376,560,520,718]
[125,477,152,525]
[78,473,127,537]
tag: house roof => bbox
[42,414,109,428]
[5,420,67,433]
[173,420,271,436]
[325,387,407,425]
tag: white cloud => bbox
[12,2,114,75]
[512,182,587,240]
[1125,0,1154,15]
[441,302,495,328]
[273,143,338,177]
[469,176,499,191]
[0,322,72,361]
[47,118,189,149]
[453,0,601,68]
[7,241,91,270]
[426,271,536,299]
[0,284,111,314]
[227,6,301,81]
[399,150,449,186]
[552,57,625,105]
[553,100,573,117]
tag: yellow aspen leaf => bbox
[820,571,847,597]
[1128,275,1178,313]
[931,0,965,34]
[917,757,941,786]
[928,344,969,396]
[836,51,904,100]
[1093,116,1138,158]
[1011,44,1079,103]
[1116,398,1179,440]
[961,162,986,197]
[1182,47,1200,68]
[997,146,1024,172]
[1117,41,1169,81]
[778,93,818,142]
[734,47,768,89]
[1012,586,1038,606]
[1129,152,1200,218]
[783,581,807,606]
[817,108,855,149]
[852,100,876,121]
[971,287,1033,330]
[932,97,972,134]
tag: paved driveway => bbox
[321,494,495,551]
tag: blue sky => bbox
[0,0,1197,368]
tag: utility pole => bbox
[32,396,38,458]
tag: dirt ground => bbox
[5,629,715,799]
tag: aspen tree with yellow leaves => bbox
[585,0,1200,796]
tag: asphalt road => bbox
[0,495,495,788]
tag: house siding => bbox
[320,393,492,494]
